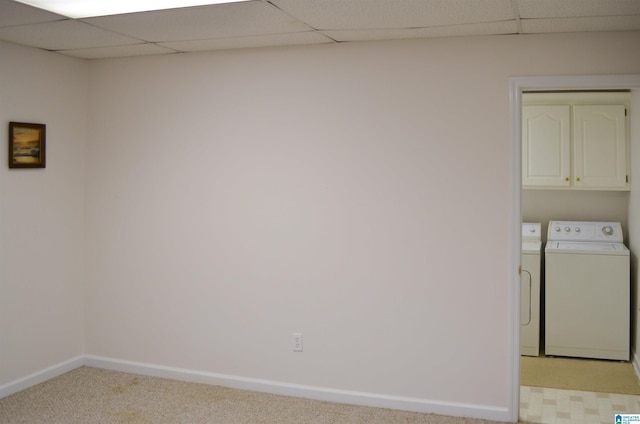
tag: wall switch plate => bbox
[292,332,303,352]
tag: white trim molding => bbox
[83,355,510,421]
[0,356,84,399]
[0,354,510,422]
[508,74,640,423]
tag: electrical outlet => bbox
[292,333,303,352]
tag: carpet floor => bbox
[0,367,514,424]
[520,355,640,395]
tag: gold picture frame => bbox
[9,122,46,168]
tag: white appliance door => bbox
[545,253,629,360]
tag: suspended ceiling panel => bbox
[517,0,640,18]
[159,31,333,53]
[0,19,141,50]
[82,2,313,42]
[0,0,638,60]
[325,21,519,43]
[270,0,516,29]
[522,15,640,34]
[0,0,64,27]
[58,43,178,60]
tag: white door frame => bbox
[508,74,640,422]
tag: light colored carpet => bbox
[0,367,511,424]
[520,355,640,395]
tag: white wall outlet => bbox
[292,332,303,352]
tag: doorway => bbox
[509,75,640,422]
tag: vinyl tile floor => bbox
[520,386,640,424]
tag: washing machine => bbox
[545,220,630,361]
[521,222,541,357]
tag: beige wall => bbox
[84,38,515,408]
[0,42,87,383]
[522,190,630,243]
[1,30,639,421]
[83,31,640,412]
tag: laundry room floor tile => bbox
[520,386,640,424]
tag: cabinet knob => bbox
[565,177,569,181]
[576,177,581,182]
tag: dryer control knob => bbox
[575,227,581,233]
[555,227,561,232]
[602,226,613,236]
[565,226,571,232]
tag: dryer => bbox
[545,221,630,361]
[521,223,541,356]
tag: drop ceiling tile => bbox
[324,20,518,42]
[83,1,312,42]
[58,43,178,59]
[270,0,516,30]
[0,19,141,50]
[0,0,637,60]
[522,15,640,33]
[0,0,65,28]
[517,0,640,19]
[160,31,333,52]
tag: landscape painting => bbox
[9,122,45,168]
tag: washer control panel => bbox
[547,221,624,243]
[522,222,541,241]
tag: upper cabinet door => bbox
[522,105,571,187]
[573,105,627,189]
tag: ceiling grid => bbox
[0,0,638,59]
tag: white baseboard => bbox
[83,355,510,422]
[0,355,84,399]
[2,354,511,422]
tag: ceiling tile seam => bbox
[73,8,324,45]
[317,31,338,43]
[0,17,68,30]
[154,43,181,54]
[263,0,321,31]
[518,15,640,26]
[155,29,334,45]
[519,14,640,20]
[76,18,155,44]
[49,41,181,54]
[29,15,181,54]
[510,0,523,34]
[309,19,520,33]
[264,0,522,33]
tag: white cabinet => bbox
[573,105,627,189]
[522,105,571,187]
[522,93,630,190]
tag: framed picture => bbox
[9,122,46,168]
